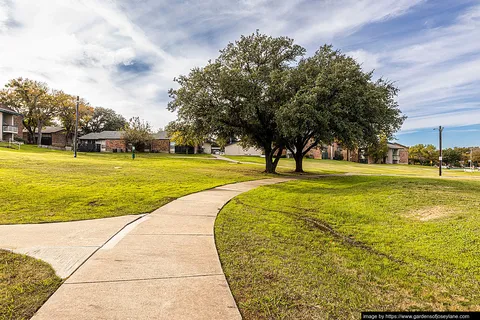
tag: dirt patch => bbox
[407,206,455,221]
[234,199,403,264]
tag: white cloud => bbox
[402,109,480,131]
[366,4,480,132]
[0,0,476,134]
[0,0,422,130]
[345,49,382,71]
[0,0,10,32]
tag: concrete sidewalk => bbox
[32,178,291,320]
[0,215,143,278]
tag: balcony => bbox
[3,125,18,133]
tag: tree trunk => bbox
[264,145,275,173]
[272,146,284,172]
[294,154,303,172]
[27,128,34,144]
[265,154,274,173]
[294,141,305,173]
[37,120,43,147]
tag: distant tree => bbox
[168,32,305,173]
[165,121,207,154]
[470,147,480,166]
[443,148,462,166]
[409,144,438,165]
[82,107,126,133]
[53,91,94,146]
[0,78,51,144]
[367,136,389,164]
[122,117,153,152]
[277,45,405,172]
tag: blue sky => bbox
[0,0,479,148]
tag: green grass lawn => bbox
[0,250,62,320]
[0,146,269,224]
[226,155,480,179]
[215,176,480,319]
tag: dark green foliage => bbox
[168,34,405,173]
[168,32,305,173]
[82,107,127,133]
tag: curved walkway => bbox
[0,215,143,278]
[32,178,291,320]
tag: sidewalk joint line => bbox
[66,273,224,285]
[129,233,213,236]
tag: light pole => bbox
[434,126,444,176]
[74,96,79,158]
[471,147,473,169]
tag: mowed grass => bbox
[0,250,62,320]
[0,146,267,224]
[215,176,480,319]
[226,156,480,179]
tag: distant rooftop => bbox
[22,126,65,134]
[0,104,21,116]
[387,142,408,149]
[79,131,124,140]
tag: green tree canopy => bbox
[168,31,305,173]
[0,78,51,144]
[443,148,462,166]
[367,136,389,164]
[168,32,404,173]
[82,107,127,134]
[277,45,405,172]
[122,117,153,152]
[53,91,94,146]
[408,144,438,165]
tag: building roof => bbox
[22,126,65,134]
[0,104,22,116]
[387,142,408,149]
[79,131,124,140]
[80,130,170,140]
[152,131,169,140]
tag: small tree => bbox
[122,117,153,152]
[82,107,127,133]
[409,144,438,165]
[367,136,389,164]
[0,78,51,144]
[54,91,94,146]
[443,148,462,167]
[165,121,207,154]
[471,147,480,166]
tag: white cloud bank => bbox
[1,0,477,132]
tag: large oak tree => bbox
[168,32,305,173]
[278,46,405,172]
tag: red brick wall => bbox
[106,139,127,152]
[51,131,67,147]
[399,149,408,164]
[307,147,322,159]
[151,139,170,153]
[14,115,23,138]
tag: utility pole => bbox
[438,126,444,176]
[74,96,79,158]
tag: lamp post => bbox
[434,126,444,176]
[74,96,79,158]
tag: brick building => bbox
[306,141,409,164]
[0,104,23,142]
[79,131,171,153]
[23,126,68,147]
